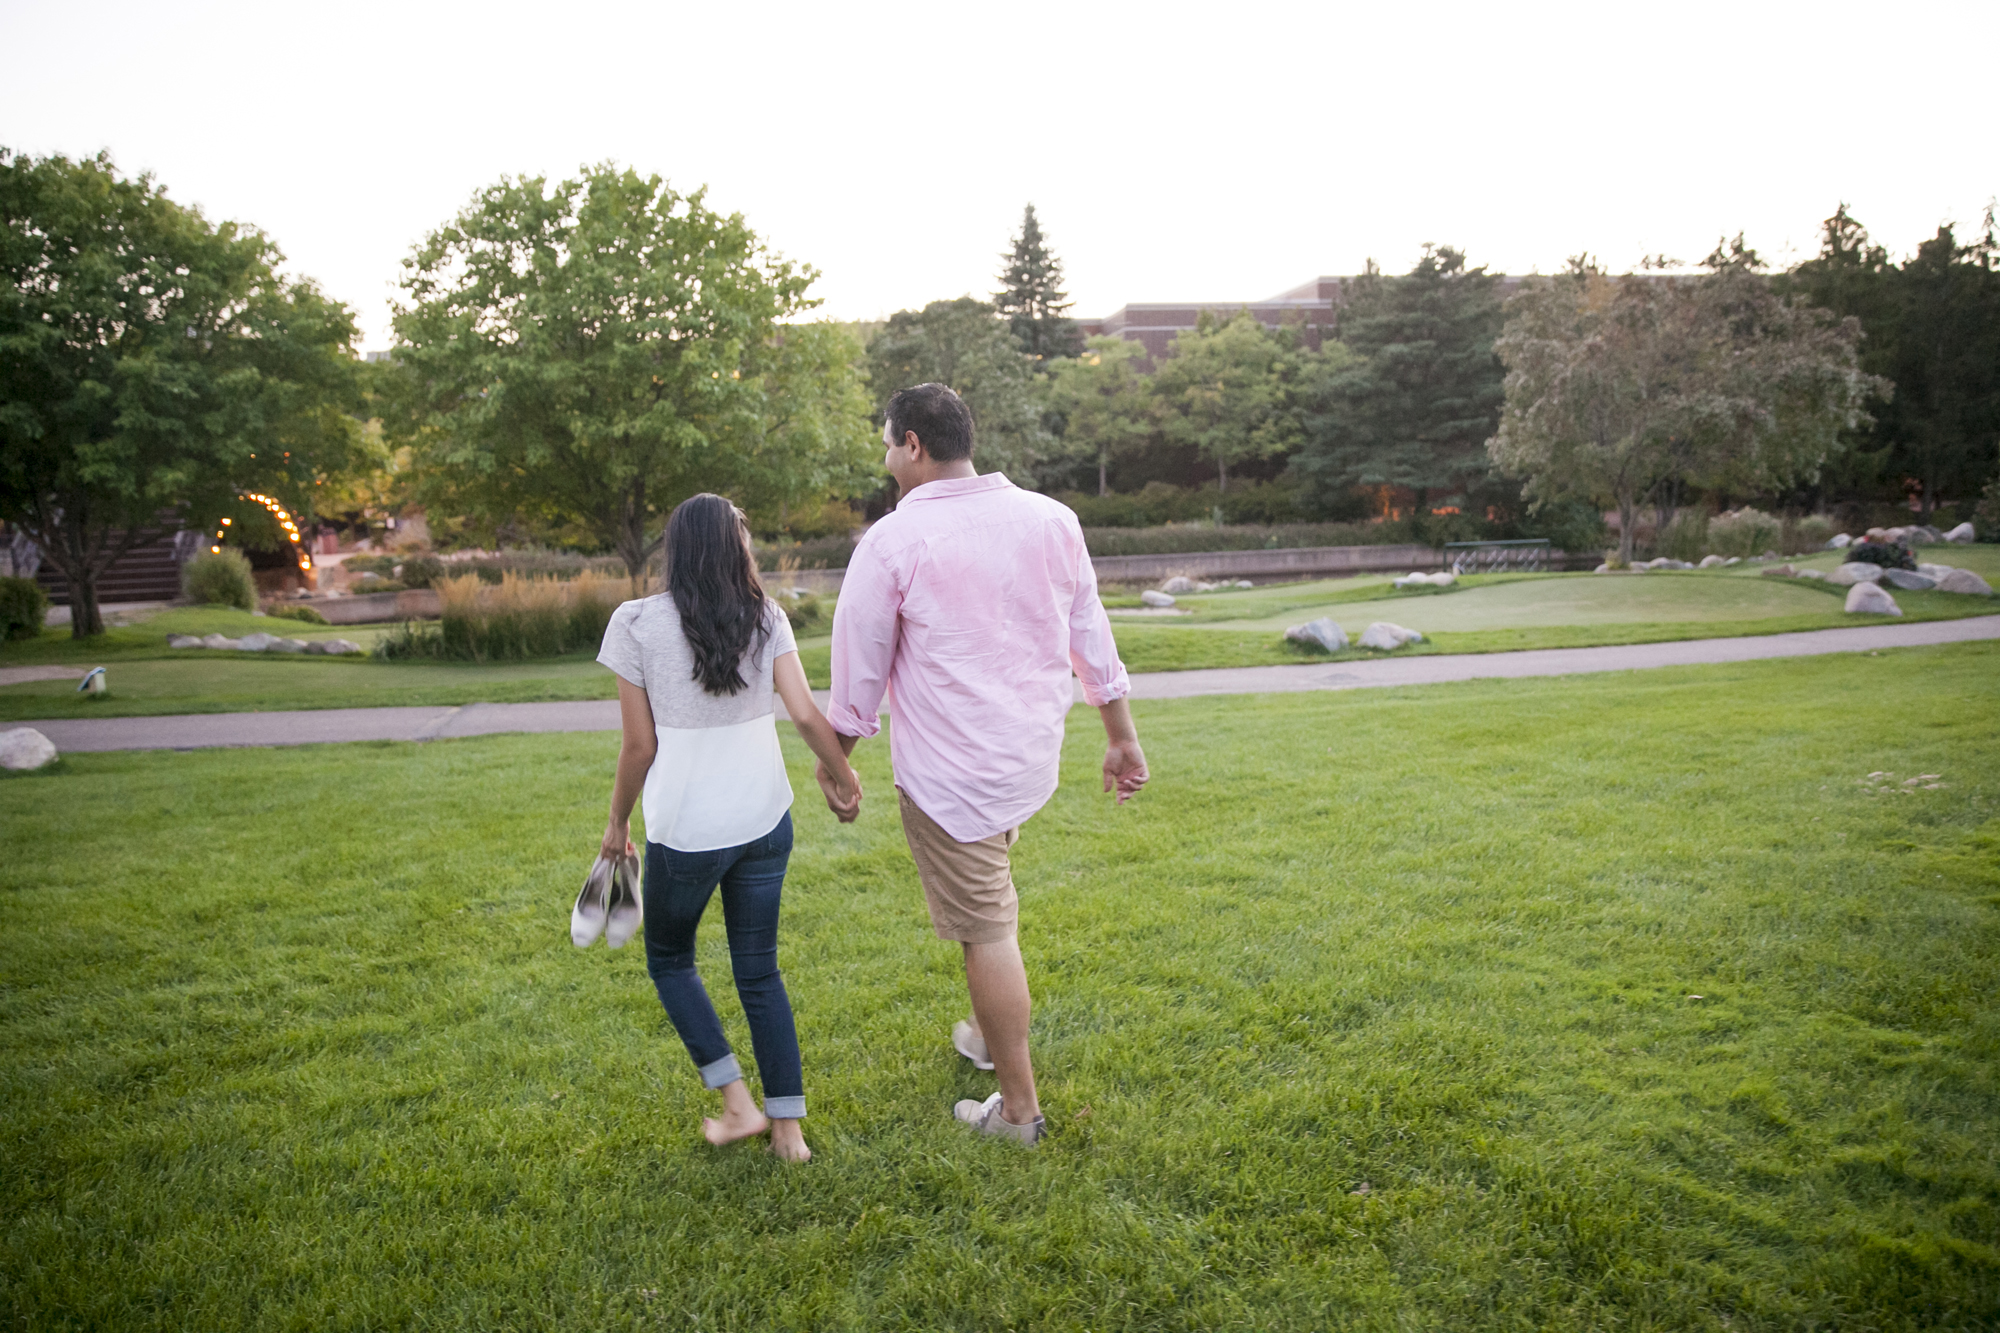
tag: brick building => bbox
[1075,275,1351,362]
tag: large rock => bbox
[1760,564,1797,578]
[1935,568,1994,596]
[1845,582,1902,615]
[1358,621,1423,651]
[1285,617,1347,652]
[165,634,202,648]
[1881,568,1936,591]
[1944,522,1976,543]
[1393,571,1456,589]
[199,633,242,650]
[0,727,58,772]
[1140,589,1176,608]
[1828,562,1885,586]
[1159,576,1198,594]
[1698,554,1726,568]
[238,632,277,652]
[1827,533,1853,548]
[318,638,364,656]
[1906,525,1944,546]
[1797,569,1826,581]
[269,637,308,653]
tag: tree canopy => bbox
[1046,336,1155,496]
[1151,312,1301,492]
[1490,244,1884,563]
[387,164,873,580]
[994,204,1082,362]
[865,297,1049,479]
[1292,247,1505,514]
[1786,205,2000,518]
[0,149,364,636]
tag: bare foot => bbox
[768,1119,811,1164]
[702,1104,769,1147]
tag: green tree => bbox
[1292,246,1505,514]
[1789,205,2000,519]
[388,164,872,581]
[1046,336,1155,495]
[865,297,1049,479]
[1151,311,1299,492]
[995,204,1082,362]
[1490,244,1884,564]
[0,149,364,637]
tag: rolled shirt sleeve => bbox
[826,539,900,738]
[1065,522,1130,707]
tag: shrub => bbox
[265,603,328,625]
[1530,500,1609,557]
[1975,472,2000,541]
[0,575,50,641]
[1787,514,1836,553]
[781,593,823,632]
[1657,510,1710,562]
[1706,507,1783,559]
[182,549,257,610]
[1844,540,1916,571]
[373,619,442,660]
[1082,521,1401,557]
[753,533,856,572]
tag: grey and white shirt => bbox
[597,594,798,852]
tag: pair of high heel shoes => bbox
[572,850,643,948]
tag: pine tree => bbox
[995,204,1083,361]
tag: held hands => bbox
[815,760,863,823]
[1102,739,1149,805]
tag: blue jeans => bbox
[642,813,804,1118]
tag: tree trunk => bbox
[1097,455,1108,497]
[65,564,104,638]
[616,478,652,596]
[1616,493,1638,565]
[1217,457,1228,493]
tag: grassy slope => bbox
[2,645,1996,1330]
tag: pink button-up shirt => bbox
[826,472,1130,842]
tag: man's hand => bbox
[1102,740,1149,805]
[599,819,636,864]
[815,760,863,823]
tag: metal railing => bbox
[1443,538,1553,574]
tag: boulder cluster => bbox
[1160,576,1255,593]
[1392,572,1456,589]
[166,632,364,654]
[1283,617,1424,653]
[1828,522,1976,548]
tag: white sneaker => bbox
[951,1019,995,1070]
[604,850,643,948]
[571,856,614,947]
[952,1092,1045,1146]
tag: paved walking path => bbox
[13,615,1998,754]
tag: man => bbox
[822,382,1148,1145]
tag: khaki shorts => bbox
[897,788,1020,944]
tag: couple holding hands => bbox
[593,383,1148,1162]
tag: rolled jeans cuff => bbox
[762,1095,806,1120]
[697,1053,742,1090]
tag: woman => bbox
[596,494,861,1163]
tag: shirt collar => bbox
[898,472,1016,505]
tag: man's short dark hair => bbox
[885,383,975,463]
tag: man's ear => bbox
[901,430,926,463]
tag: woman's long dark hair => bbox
[664,494,769,696]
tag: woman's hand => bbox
[600,819,636,864]
[815,760,862,823]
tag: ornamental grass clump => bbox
[1705,507,1783,559]
[412,571,625,662]
[181,550,257,611]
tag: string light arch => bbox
[210,492,313,574]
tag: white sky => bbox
[4,0,1992,353]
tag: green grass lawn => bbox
[3,645,1996,1330]
[5,552,1994,720]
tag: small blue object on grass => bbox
[77,667,106,696]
